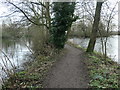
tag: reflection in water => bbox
[0,38,32,83]
[0,35,119,86]
[68,35,119,63]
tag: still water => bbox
[68,35,119,64]
[0,36,119,73]
[0,35,119,86]
[0,38,32,85]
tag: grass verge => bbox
[2,48,66,89]
[67,41,120,88]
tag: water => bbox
[0,38,32,86]
[68,35,119,64]
[0,35,119,87]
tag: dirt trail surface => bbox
[43,44,90,88]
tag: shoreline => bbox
[67,41,119,88]
[1,41,119,88]
[1,48,65,88]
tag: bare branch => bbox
[30,1,46,8]
[0,10,18,18]
[7,0,49,29]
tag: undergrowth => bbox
[88,54,119,88]
[1,26,65,89]
[68,41,120,88]
[2,48,65,89]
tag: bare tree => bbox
[99,1,118,58]
[86,1,103,52]
[5,0,51,30]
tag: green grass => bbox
[2,47,66,89]
[68,41,120,88]
[88,55,119,88]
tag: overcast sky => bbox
[0,0,119,29]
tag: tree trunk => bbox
[86,2,103,52]
[45,2,51,36]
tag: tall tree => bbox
[86,1,103,52]
[6,0,51,29]
[50,2,77,49]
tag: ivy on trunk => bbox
[50,2,77,49]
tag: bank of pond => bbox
[0,35,119,88]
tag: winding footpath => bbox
[43,44,90,88]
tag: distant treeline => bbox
[1,21,32,39]
[69,21,118,38]
[69,30,119,38]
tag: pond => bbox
[0,38,32,86]
[0,35,119,87]
[68,35,119,64]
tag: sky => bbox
[0,0,119,30]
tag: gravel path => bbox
[43,44,90,88]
